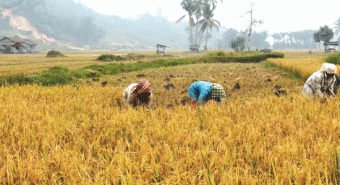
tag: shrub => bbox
[216,51,226,57]
[96,54,124,62]
[127,53,147,60]
[46,50,65,57]
[325,52,340,64]
[48,66,70,73]
[70,68,89,79]
[0,73,33,86]
[35,66,74,86]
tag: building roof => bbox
[156,44,168,48]
[324,41,338,46]
[0,37,37,46]
[1,43,15,46]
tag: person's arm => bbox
[145,93,153,109]
[123,88,129,104]
[190,100,197,108]
[127,93,138,107]
[215,97,222,103]
[311,73,324,99]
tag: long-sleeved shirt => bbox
[303,71,336,98]
[188,81,221,104]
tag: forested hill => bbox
[0,0,191,51]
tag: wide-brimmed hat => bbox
[211,83,226,98]
[320,63,337,74]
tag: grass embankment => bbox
[0,51,284,86]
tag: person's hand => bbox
[190,100,197,108]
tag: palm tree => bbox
[197,3,220,50]
[176,0,197,48]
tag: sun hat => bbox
[320,63,337,74]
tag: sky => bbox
[75,0,340,35]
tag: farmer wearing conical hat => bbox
[123,79,152,108]
[188,81,226,107]
[302,63,338,99]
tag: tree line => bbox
[178,1,340,51]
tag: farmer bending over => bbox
[123,79,152,108]
[302,63,337,100]
[188,81,226,107]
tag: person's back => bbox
[188,81,213,105]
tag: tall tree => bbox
[231,36,245,52]
[334,17,340,35]
[198,3,220,50]
[177,0,222,51]
[216,28,239,49]
[241,2,263,50]
[248,31,270,49]
[313,25,334,51]
[177,0,197,48]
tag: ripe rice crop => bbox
[267,50,340,81]
[268,57,340,81]
[2,60,340,184]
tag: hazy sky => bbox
[76,0,340,34]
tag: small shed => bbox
[0,37,37,54]
[156,44,168,54]
[324,41,338,53]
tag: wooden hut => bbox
[323,41,338,53]
[156,44,168,54]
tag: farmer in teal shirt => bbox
[188,81,226,107]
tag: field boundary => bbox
[0,52,284,86]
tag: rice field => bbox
[268,51,339,81]
[0,50,196,75]
[1,50,340,184]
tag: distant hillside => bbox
[0,0,199,51]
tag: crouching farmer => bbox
[123,79,152,108]
[302,63,337,100]
[188,81,226,107]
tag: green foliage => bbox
[34,66,75,86]
[231,36,245,52]
[313,25,334,43]
[46,50,66,58]
[202,52,284,63]
[0,51,284,86]
[96,54,125,62]
[325,52,340,64]
[70,68,90,79]
[127,53,147,60]
[0,73,33,86]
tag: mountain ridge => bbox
[0,0,193,51]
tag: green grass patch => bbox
[96,54,126,62]
[261,60,302,82]
[325,52,340,64]
[0,51,284,86]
